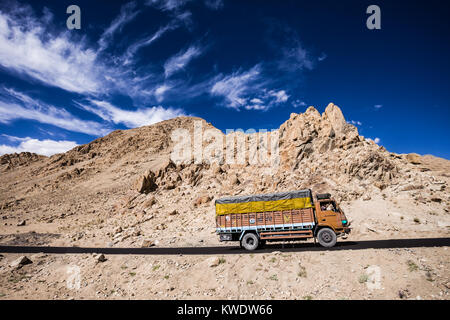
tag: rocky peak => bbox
[0,152,46,172]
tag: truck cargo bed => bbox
[216,208,315,234]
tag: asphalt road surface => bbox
[0,237,448,255]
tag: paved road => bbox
[0,237,448,255]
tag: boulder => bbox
[194,195,212,207]
[10,256,32,268]
[405,153,421,165]
[94,254,107,263]
[141,239,155,247]
[133,170,158,193]
[207,257,221,267]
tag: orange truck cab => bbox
[313,193,351,246]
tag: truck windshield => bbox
[320,201,338,212]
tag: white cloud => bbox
[98,2,140,52]
[279,41,315,72]
[210,65,262,109]
[210,65,291,111]
[292,100,307,108]
[374,104,383,109]
[0,136,78,156]
[270,90,289,103]
[318,53,327,61]
[204,0,224,10]
[164,45,203,78]
[0,88,109,136]
[367,137,381,144]
[154,84,172,102]
[244,104,267,111]
[0,5,170,99]
[250,98,263,104]
[79,99,185,128]
[0,9,104,94]
[123,23,178,65]
[146,0,190,11]
[349,120,362,126]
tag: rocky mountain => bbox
[0,103,449,300]
[0,103,448,238]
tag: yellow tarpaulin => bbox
[215,196,313,215]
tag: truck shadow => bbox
[0,237,449,255]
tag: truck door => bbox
[317,200,340,228]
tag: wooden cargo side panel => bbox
[216,208,315,229]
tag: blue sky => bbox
[0,0,449,158]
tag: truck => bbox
[215,189,351,250]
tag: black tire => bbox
[317,228,337,248]
[241,233,259,251]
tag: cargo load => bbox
[215,189,314,215]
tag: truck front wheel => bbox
[317,228,337,248]
[241,233,259,251]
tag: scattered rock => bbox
[94,254,107,263]
[143,196,157,207]
[398,289,410,299]
[169,210,178,216]
[10,256,32,268]
[17,220,26,226]
[207,257,221,267]
[141,239,155,247]
[133,170,158,194]
[194,195,211,207]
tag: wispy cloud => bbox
[0,4,177,101]
[210,65,291,111]
[279,41,315,72]
[367,137,381,144]
[98,1,140,52]
[154,84,172,102]
[146,0,190,12]
[318,53,327,62]
[210,65,262,109]
[0,8,106,94]
[374,104,383,109]
[204,0,224,10]
[292,99,307,108]
[349,120,362,126]
[164,45,203,78]
[0,88,109,136]
[0,135,77,156]
[123,22,179,65]
[147,0,224,11]
[244,90,289,111]
[77,99,185,128]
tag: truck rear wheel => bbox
[241,233,259,251]
[317,228,337,248]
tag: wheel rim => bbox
[321,231,332,243]
[247,238,254,246]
